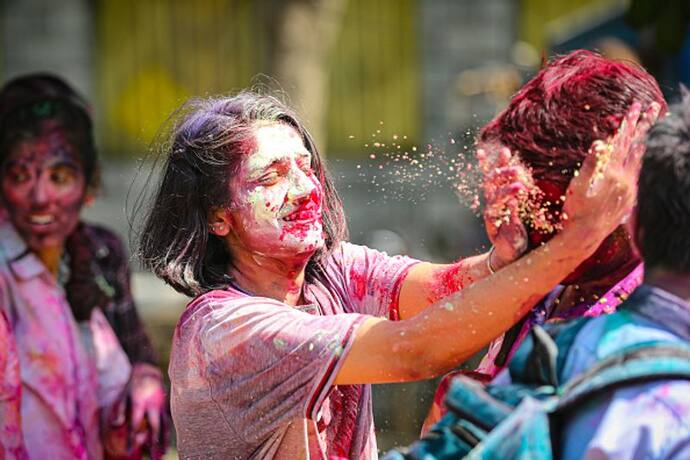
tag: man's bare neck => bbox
[36,245,63,278]
[645,268,690,303]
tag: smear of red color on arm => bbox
[426,263,473,304]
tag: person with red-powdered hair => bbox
[423,50,667,432]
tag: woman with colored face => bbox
[0,74,168,459]
[1,119,87,270]
[139,90,655,459]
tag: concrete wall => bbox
[420,0,517,140]
[1,0,93,97]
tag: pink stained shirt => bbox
[0,308,25,459]
[0,221,131,460]
[169,242,420,460]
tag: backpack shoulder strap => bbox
[551,316,592,381]
[508,317,593,387]
[554,342,690,414]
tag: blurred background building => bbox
[2,0,688,455]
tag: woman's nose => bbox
[287,167,315,201]
[30,177,51,206]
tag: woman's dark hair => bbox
[137,91,348,297]
[0,73,99,190]
[637,86,690,272]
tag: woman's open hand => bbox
[562,102,660,242]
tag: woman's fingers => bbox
[610,102,642,168]
[569,140,601,198]
[577,101,651,199]
[485,183,527,220]
[489,196,528,266]
[130,398,145,436]
[147,407,161,448]
[477,146,512,174]
[625,102,661,171]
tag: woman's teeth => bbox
[29,215,55,225]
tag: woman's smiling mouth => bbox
[28,214,56,225]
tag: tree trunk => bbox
[273,0,348,153]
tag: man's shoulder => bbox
[603,284,690,345]
[559,291,689,382]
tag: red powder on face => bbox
[238,131,258,157]
[525,179,566,249]
[280,220,315,241]
[427,263,473,304]
[280,177,324,238]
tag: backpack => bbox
[383,318,690,460]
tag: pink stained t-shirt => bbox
[0,220,131,460]
[169,242,419,460]
[0,309,25,459]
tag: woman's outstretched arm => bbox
[335,102,657,385]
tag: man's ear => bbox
[208,207,232,237]
[628,207,642,252]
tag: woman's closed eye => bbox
[257,171,281,185]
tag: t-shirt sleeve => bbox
[198,296,366,444]
[327,242,420,319]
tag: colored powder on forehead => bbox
[6,123,81,166]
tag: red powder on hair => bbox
[480,50,667,253]
[480,50,667,191]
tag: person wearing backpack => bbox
[422,50,669,432]
[553,86,690,460]
[387,87,690,460]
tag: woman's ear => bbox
[208,207,232,237]
[83,187,96,207]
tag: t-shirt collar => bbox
[0,220,48,281]
[226,278,322,315]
